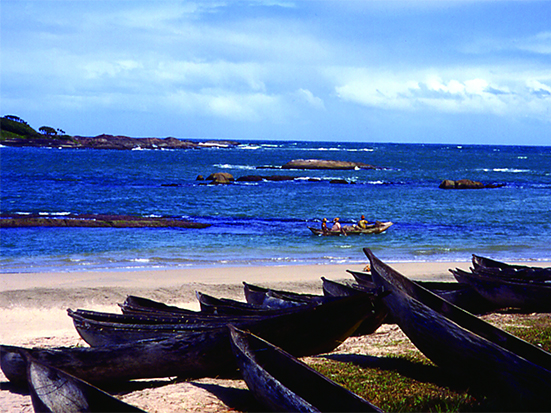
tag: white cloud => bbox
[333,67,551,121]
[166,89,284,122]
[295,89,325,110]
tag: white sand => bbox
[1,261,548,412]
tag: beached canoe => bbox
[364,248,551,409]
[196,291,328,315]
[243,282,324,307]
[308,221,393,236]
[229,326,383,412]
[21,350,146,412]
[321,277,388,335]
[119,295,197,316]
[347,269,497,314]
[451,267,551,312]
[472,254,551,283]
[0,294,374,385]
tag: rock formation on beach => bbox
[439,179,505,189]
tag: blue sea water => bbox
[1,141,550,273]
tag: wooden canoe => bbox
[242,282,324,307]
[364,248,551,409]
[308,221,393,236]
[21,350,146,412]
[451,267,551,312]
[229,326,382,412]
[119,295,197,316]
[347,268,497,315]
[321,277,388,335]
[472,257,551,284]
[2,294,373,385]
[196,291,327,315]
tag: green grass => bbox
[307,314,551,412]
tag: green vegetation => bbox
[502,314,551,352]
[1,115,71,141]
[0,115,41,140]
[307,314,551,412]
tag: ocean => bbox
[1,141,550,273]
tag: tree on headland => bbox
[4,115,29,125]
[39,126,58,136]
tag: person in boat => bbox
[331,217,347,235]
[357,215,370,229]
[321,218,328,234]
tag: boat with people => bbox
[308,220,393,236]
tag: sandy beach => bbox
[1,260,548,412]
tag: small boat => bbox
[229,326,383,412]
[321,277,388,335]
[196,291,327,315]
[472,254,551,283]
[451,267,551,312]
[243,282,324,307]
[308,221,393,236]
[21,350,146,412]
[119,295,197,316]
[364,248,551,409]
[347,269,497,315]
[1,294,374,385]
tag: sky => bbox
[1,1,550,145]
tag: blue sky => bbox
[2,1,550,145]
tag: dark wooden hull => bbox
[22,350,146,412]
[2,294,372,385]
[451,267,551,312]
[229,326,382,412]
[196,291,324,315]
[242,282,323,307]
[364,248,551,409]
[472,255,551,283]
[119,295,197,316]
[347,269,497,314]
[308,222,392,236]
[321,277,388,335]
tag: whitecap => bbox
[213,164,256,170]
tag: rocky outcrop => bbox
[74,135,198,150]
[205,172,234,185]
[0,214,210,229]
[279,159,380,170]
[439,179,505,189]
[1,133,240,150]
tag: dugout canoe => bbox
[348,268,496,314]
[196,291,328,315]
[321,277,388,335]
[364,248,551,409]
[119,295,197,316]
[472,255,551,283]
[229,326,382,412]
[308,221,392,236]
[451,267,551,312]
[21,350,146,413]
[0,294,373,385]
[243,282,324,307]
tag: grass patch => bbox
[307,314,551,412]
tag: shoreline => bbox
[2,260,550,412]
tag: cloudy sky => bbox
[2,1,550,145]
